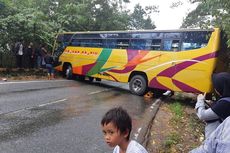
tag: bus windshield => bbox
[53,33,74,58]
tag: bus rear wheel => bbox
[129,75,148,96]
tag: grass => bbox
[159,101,184,151]
[147,94,205,152]
[188,113,205,142]
[162,99,204,153]
[169,101,184,125]
[163,132,181,148]
[169,102,183,117]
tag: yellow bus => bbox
[52,28,228,95]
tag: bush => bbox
[0,48,16,68]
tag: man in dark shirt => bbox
[44,52,54,80]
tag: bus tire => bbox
[88,76,94,82]
[129,75,147,96]
[77,75,85,81]
[95,78,101,81]
[65,65,73,80]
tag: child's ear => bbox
[123,129,130,138]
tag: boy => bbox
[101,107,148,153]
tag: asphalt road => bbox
[0,79,159,153]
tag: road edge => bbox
[133,98,163,147]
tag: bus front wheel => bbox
[88,76,94,82]
[65,65,73,80]
[129,75,147,96]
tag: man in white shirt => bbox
[15,40,24,68]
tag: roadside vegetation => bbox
[146,93,205,153]
[0,68,62,80]
[0,0,158,67]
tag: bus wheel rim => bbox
[66,67,72,77]
[133,79,142,92]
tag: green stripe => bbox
[87,48,112,76]
[100,66,117,72]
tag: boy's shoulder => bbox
[126,140,148,153]
[113,146,119,153]
[113,140,148,153]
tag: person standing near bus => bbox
[26,42,35,68]
[101,107,148,153]
[41,44,48,68]
[34,44,41,68]
[195,72,230,138]
[44,51,54,80]
[15,40,24,68]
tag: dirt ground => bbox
[146,94,205,153]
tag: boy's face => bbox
[101,122,127,148]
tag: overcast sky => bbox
[128,0,197,29]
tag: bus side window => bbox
[129,39,152,50]
[71,38,80,46]
[130,39,144,50]
[163,40,172,51]
[181,31,211,51]
[72,39,98,47]
[171,40,180,51]
[116,39,129,49]
[151,39,161,50]
[90,39,102,47]
[106,39,116,48]
[163,40,180,51]
[102,39,107,48]
[80,39,89,47]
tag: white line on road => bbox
[0,98,67,116]
[1,87,111,116]
[0,80,117,115]
[88,89,111,95]
[38,98,67,107]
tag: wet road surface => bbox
[0,79,156,153]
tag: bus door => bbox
[161,33,182,91]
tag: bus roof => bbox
[57,28,216,35]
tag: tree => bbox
[182,0,230,46]
[0,0,158,51]
[181,2,213,28]
[129,4,158,30]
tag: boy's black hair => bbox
[101,107,132,140]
